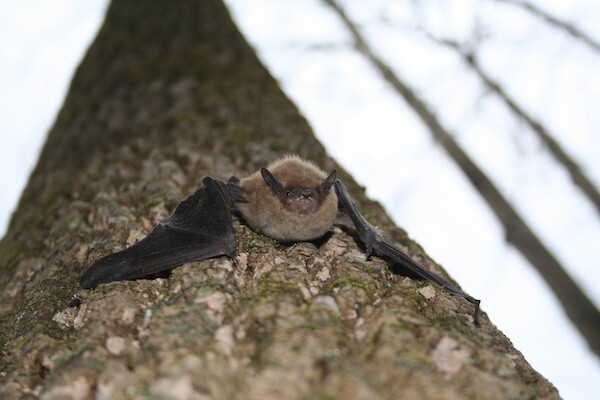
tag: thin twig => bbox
[495,0,600,52]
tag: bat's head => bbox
[260,167,337,214]
[238,155,339,242]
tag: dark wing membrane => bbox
[334,179,480,324]
[80,177,236,289]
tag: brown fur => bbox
[238,155,338,241]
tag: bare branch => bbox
[495,0,600,52]
[429,35,600,215]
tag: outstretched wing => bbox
[334,179,480,324]
[80,177,236,289]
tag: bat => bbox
[80,155,480,324]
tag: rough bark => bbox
[0,1,558,399]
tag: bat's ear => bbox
[261,168,284,196]
[320,170,337,198]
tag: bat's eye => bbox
[285,191,292,197]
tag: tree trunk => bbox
[0,1,559,398]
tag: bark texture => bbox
[0,1,559,399]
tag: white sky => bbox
[1,1,599,398]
